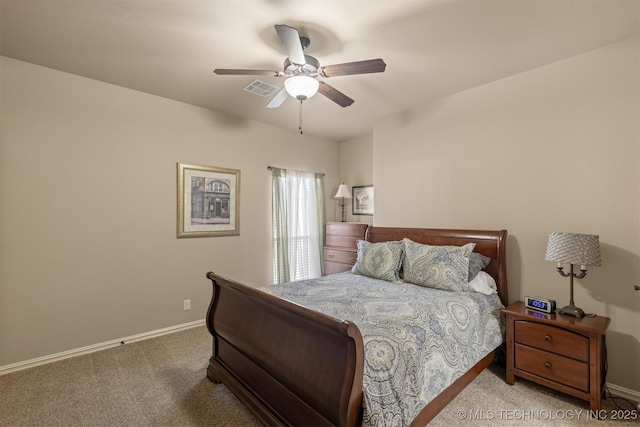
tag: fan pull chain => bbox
[298,99,303,134]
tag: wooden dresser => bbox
[323,222,368,275]
[503,301,610,413]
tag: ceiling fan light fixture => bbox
[284,75,319,100]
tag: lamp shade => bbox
[544,232,602,267]
[334,184,352,199]
[284,75,319,100]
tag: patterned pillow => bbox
[351,240,404,282]
[402,238,475,292]
[468,252,491,281]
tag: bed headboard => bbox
[365,226,508,306]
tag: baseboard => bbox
[3,320,639,405]
[607,382,640,404]
[0,319,206,376]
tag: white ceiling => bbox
[1,0,638,141]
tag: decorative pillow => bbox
[351,240,403,282]
[468,271,498,295]
[468,252,491,281]
[402,238,475,292]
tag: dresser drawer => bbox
[515,343,589,392]
[326,223,368,239]
[515,321,588,362]
[324,261,353,275]
[326,235,361,250]
[323,223,367,277]
[324,248,357,265]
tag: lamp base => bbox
[559,304,585,318]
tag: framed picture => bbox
[177,163,240,238]
[352,185,374,216]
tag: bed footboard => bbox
[205,272,364,427]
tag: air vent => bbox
[243,80,280,97]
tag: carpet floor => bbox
[1,325,637,426]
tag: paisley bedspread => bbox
[261,272,504,427]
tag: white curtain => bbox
[271,167,325,284]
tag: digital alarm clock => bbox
[524,296,556,314]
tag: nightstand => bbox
[503,301,610,413]
[323,222,367,275]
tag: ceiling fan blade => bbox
[214,69,283,76]
[317,81,354,107]
[266,87,289,109]
[275,24,306,66]
[319,58,386,77]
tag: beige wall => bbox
[336,134,374,225]
[372,37,640,392]
[0,57,340,366]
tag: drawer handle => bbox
[544,335,552,342]
[544,362,552,369]
[328,254,334,258]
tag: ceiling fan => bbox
[214,24,386,108]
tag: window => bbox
[271,168,325,284]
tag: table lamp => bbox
[544,232,601,317]
[334,184,352,222]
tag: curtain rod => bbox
[267,166,325,176]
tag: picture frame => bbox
[177,163,240,238]
[352,185,374,216]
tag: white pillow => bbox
[468,271,497,295]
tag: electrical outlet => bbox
[183,299,191,311]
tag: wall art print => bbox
[177,163,240,238]
[352,185,374,215]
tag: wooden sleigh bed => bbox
[205,226,508,426]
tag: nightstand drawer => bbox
[504,301,610,413]
[324,248,357,265]
[515,343,589,392]
[515,321,588,362]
